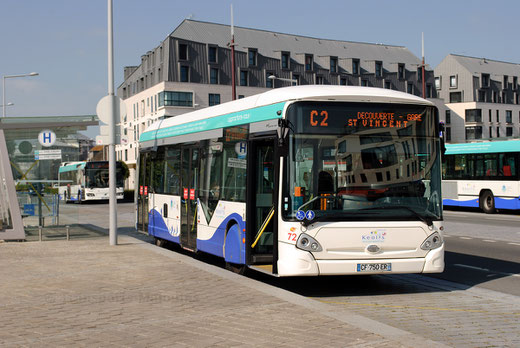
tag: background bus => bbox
[58,161,125,203]
[442,140,520,213]
[137,85,444,277]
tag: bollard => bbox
[38,226,42,242]
[66,225,70,241]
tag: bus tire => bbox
[224,224,246,275]
[154,237,166,247]
[480,190,495,214]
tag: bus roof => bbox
[59,162,86,173]
[445,140,520,155]
[140,85,433,143]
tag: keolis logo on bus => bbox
[362,230,387,243]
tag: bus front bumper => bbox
[277,242,444,276]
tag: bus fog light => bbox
[296,233,322,252]
[87,193,95,197]
[421,232,443,250]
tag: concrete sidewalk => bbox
[0,229,443,347]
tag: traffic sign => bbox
[96,95,126,125]
[38,129,56,147]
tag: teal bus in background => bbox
[442,140,520,213]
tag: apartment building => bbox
[116,19,437,188]
[435,54,520,143]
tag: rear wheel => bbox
[480,191,495,214]
[154,237,166,247]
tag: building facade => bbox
[116,19,437,188]
[435,54,520,143]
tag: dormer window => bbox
[178,43,188,60]
[281,52,290,69]
[305,54,313,71]
[375,61,383,77]
[352,59,360,75]
[398,64,405,80]
[330,57,338,73]
[248,48,257,67]
[481,73,490,87]
[208,46,218,63]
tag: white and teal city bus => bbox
[58,161,125,202]
[137,85,445,276]
[442,140,520,213]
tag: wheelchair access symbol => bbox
[296,210,305,220]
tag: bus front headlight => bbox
[296,233,322,252]
[421,232,443,250]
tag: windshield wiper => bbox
[357,205,434,227]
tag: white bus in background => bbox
[138,85,445,276]
[58,161,124,203]
[442,140,520,213]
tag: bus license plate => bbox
[357,263,392,272]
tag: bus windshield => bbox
[85,162,125,188]
[283,101,442,223]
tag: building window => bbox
[489,126,492,138]
[465,109,482,123]
[435,77,441,90]
[398,64,405,80]
[238,95,245,99]
[240,70,248,86]
[266,72,274,88]
[361,79,368,87]
[316,76,324,85]
[375,61,383,77]
[497,127,500,138]
[478,90,486,102]
[352,59,360,75]
[158,91,193,107]
[506,110,512,123]
[417,67,422,82]
[281,52,290,69]
[210,68,219,84]
[465,126,482,140]
[496,110,500,122]
[449,75,457,88]
[446,127,451,141]
[248,48,257,66]
[292,74,299,86]
[445,110,451,124]
[384,80,391,89]
[209,93,220,106]
[449,92,462,103]
[340,77,347,85]
[305,54,313,71]
[208,46,217,63]
[506,127,513,137]
[407,83,414,94]
[426,84,432,98]
[180,66,190,82]
[504,75,509,89]
[178,43,188,60]
[502,91,507,104]
[330,57,338,73]
[481,73,490,87]
[489,109,492,122]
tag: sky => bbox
[1,0,519,138]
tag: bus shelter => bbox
[0,115,98,240]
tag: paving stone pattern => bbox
[1,235,405,347]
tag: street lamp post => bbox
[3,72,39,117]
[268,75,299,86]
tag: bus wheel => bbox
[154,237,166,247]
[480,191,495,214]
[225,261,246,275]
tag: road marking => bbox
[482,239,496,243]
[454,264,520,278]
[317,299,520,316]
[459,237,473,240]
[509,242,520,246]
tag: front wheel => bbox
[480,191,495,214]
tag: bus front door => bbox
[248,138,277,270]
[180,146,199,250]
